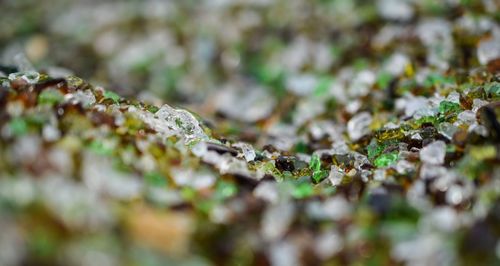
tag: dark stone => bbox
[275,156,295,172]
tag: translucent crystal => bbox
[347,112,372,141]
[134,104,208,144]
[396,160,415,174]
[486,82,500,96]
[310,154,321,172]
[328,165,344,186]
[156,105,207,141]
[419,141,446,165]
[437,122,457,140]
[438,101,461,114]
[103,90,121,103]
[216,155,250,176]
[66,90,96,107]
[472,99,489,113]
[374,152,398,167]
[198,149,250,176]
[232,142,256,162]
[456,111,476,125]
[8,71,40,84]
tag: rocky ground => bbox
[1,0,500,265]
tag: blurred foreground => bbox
[1,0,500,266]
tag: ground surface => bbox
[1,1,500,266]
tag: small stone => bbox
[437,122,458,140]
[374,152,398,167]
[232,142,256,162]
[8,71,40,84]
[439,101,461,114]
[312,170,328,183]
[70,90,96,107]
[328,166,344,186]
[275,156,295,172]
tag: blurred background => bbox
[1,1,500,266]
[1,0,497,124]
